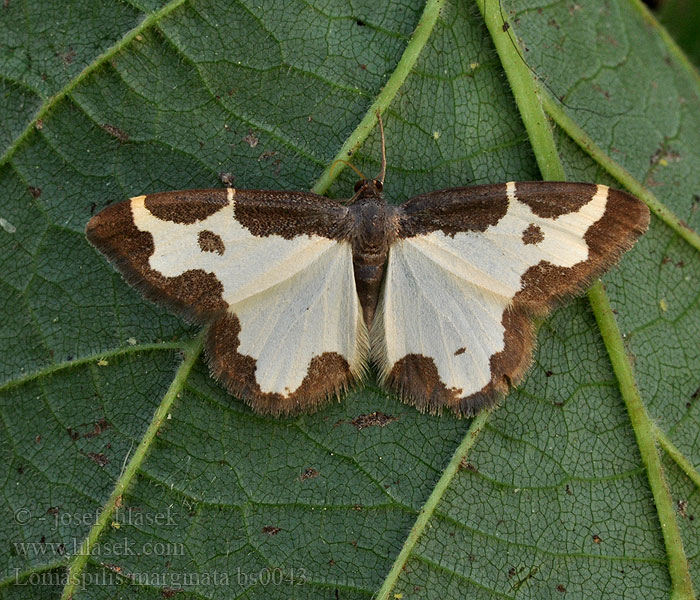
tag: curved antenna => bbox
[329,159,366,181]
[376,111,386,185]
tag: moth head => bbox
[353,178,384,195]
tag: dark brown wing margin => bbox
[86,188,352,323]
[386,182,650,417]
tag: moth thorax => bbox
[351,198,392,257]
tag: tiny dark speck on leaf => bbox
[556,584,567,593]
[545,370,554,377]
[102,124,129,143]
[300,467,319,481]
[86,452,108,467]
[28,186,42,199]
[502,22,510,31]
[244,131,259,148]
[162,587,182,598]
[356,19,365,26]
[459,457,478,473]
[592,534,602,544]
[219,172,235,187]
[262,525,281,535]
[691,194,700,212]
[351,411,398,430]
[84,418,110,438]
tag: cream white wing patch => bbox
[377,182,649,415]
[86,188,364,416]
[130,194,339,308]
[206,239,368,415]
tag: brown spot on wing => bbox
[387,308,535,417]
[386,185,649,417]
[86,199,227,322]
[515,187,649,313]
[198,230,225,255]
[144,190,229,224]
[514,181,593,218]
[233,190,351,240]
[522,223,544,245]
[205,314,354,416]
[398,184,509,238]
[387,355,463,414]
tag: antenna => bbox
[376,111,386,185]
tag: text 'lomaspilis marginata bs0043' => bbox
[86,117,649,417]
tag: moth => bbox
[86,117,649,417]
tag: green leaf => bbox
[1,0,698,598]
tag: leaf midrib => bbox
[0,0,190,169]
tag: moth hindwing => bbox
[87,145,648,417]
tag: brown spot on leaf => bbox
[556,584,567,593]
[454,347,466,356]
[459,458,478,473]
[60,48,76,65]
[28,186,42,198]
[592,534,602,544]
[198,230,225,255]
[262,525,281,535]
[219,172,235,187]
[86,452,108,467]
[350,411,398,430]
[102,124,129,143]
[84,418,110,439]
[300,468,319,481]
[243,131,259,148]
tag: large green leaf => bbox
[1,0,699,598]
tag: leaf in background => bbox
[0,1,698,599]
